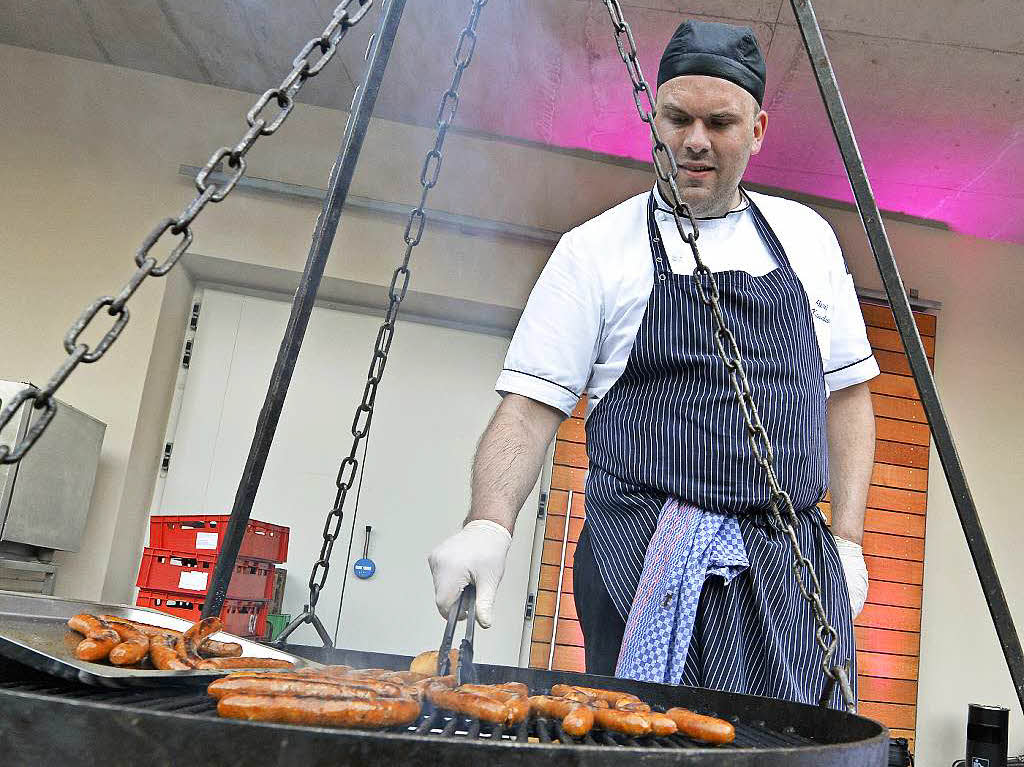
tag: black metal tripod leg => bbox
[790,0,1024,711]
[202,0,408,621]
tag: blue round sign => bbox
[353,557,376,579]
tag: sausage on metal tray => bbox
[177,617,223,666]
[100,615,243,657]
[107,622,150,666]
[149,633,193,670]
[217,694,421,728]
[68,614,122,662]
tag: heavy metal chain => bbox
[304,0,490,615]
[601,0,856,712]
[0,0,374,465]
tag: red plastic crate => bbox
[136,547,274,601]
[149,515,289,563]
[136,587,269,638]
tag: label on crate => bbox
[195,532,219,550]
[178,571,209,591]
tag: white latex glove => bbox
[833,534,869,619]
[428,519,512,629]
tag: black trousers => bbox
[573,524,626,676]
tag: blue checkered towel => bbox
[615,498,749,684]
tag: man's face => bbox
[652,75,767,217]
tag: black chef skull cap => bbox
[657,19,766,106]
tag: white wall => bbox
[1,42,1022,765]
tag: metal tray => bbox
[0,590,320,687]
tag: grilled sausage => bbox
[68,614,104,635]
[551,684,642,709]
[68,614,122,662]
[328,678,407,697]
[664,707,735,745]
[149,633,193,670]
[221,672,406,698]
[593,708,653,737]
[177,617,222,664]
[378,671,429,685]
[616,699,652,713]
[504,696,531,726]
[490,682,530,698]
[561,690,608,708]
[457,684,523,702]
[196,640,244,659]
[407,675,457,701]
[195,657,294,670]
[528,695,595,738]
[100,616,243,658]
[217,694,421,728]
[647,712,679,737]
[107,622,150,666]
[426,686,510,725]
[208,677,384,701]
[309,665,353,677]
[340,668,396,679]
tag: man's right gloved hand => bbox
[428,519,512,629]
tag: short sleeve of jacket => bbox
[495,232,603,416]
[821,223,880,391]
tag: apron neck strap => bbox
[743,189,793,269]
[647,193,672,277]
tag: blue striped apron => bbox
[582,192,856,707]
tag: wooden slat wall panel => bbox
[529,302,935,750]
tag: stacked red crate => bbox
[137,515,289,638]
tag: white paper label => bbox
[178,570,209,591]
[195,532,218,550]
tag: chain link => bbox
[304,0,489,614]
[0,0,373,465]
[601,0,855,713]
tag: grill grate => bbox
[404,704,814,750]
[1,665,814,751]
[0,651,889,765]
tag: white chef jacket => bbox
[496,185,879,418]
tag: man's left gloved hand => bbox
[833,535,869,619]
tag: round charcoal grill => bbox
[0,647,888,766]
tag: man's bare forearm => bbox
[825,381,875,544]
[466,394,565,533]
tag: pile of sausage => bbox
[67,614,293,671]
[533,684,735,744]
[208,664,735,745]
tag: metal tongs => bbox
[437,583,477,685]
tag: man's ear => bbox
[750,109,768,156]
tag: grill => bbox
[0,646,888,766]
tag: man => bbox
[429,20,875,708]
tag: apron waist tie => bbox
[615,498,749,683]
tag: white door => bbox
[155,288,540,665]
